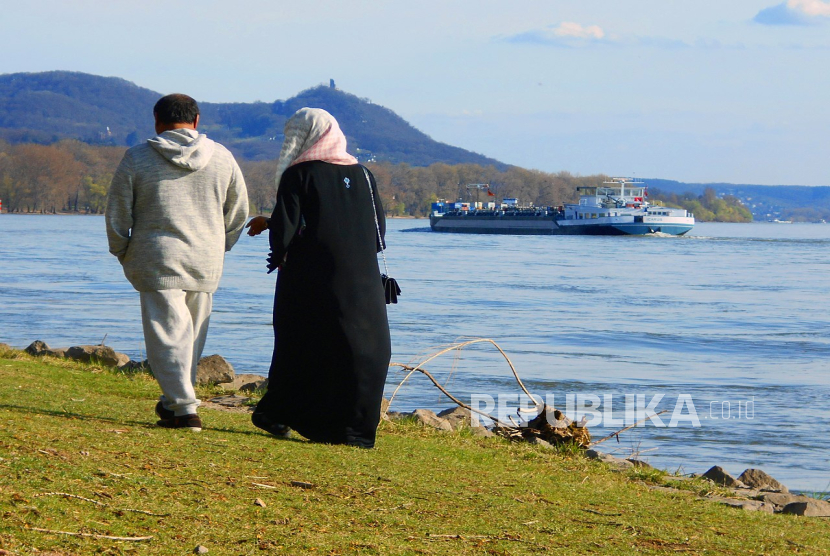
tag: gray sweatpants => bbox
[140,290,212,417]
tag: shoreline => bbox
[2,340,828,511]
[4,212,803,223]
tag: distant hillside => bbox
[0,71,506,168]
[0,72,158,145]
[647,178,830,222]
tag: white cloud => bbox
[754,0,830,25]
[503,21,607,46]
[501,22,694,49]
[789,0,830,16]
[552,22,605,40]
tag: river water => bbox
[1,215,828,491]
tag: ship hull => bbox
[554,222,694,236]
[429,214,560,235]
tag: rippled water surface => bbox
[1,215,828,490]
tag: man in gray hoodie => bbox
[106,94,249,431]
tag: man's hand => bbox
[246,216,269,236]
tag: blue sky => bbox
[1,0,828,185]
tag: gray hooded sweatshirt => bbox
[105,128,249,292]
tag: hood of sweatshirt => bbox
[147,128,216,171]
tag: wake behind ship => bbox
[429,178,694,236]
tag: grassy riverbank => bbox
[1,348,828,555]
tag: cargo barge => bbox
[429,178,694,236]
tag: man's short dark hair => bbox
[154,94,199,125]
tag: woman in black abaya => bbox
[246,108,391,448]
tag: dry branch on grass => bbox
[28,527,153,541]
[34,492,169,516]
[388,338,592,447]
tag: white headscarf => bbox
[274,108,358,190]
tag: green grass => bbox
[1,348,828,555]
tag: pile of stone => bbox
[196,354,268,392]
[383,404,494,438]
[384,403,594,447]
[697,465,830,517]
[20,340,267,391]
[582,448,830,518]
[26,339,131,367]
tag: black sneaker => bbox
[251,411,291,438]
[155,401,174,420]
[157,414,202,432]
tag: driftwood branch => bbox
[389,336,666,449]
[389,362,514,428]
[389,338,541,408]
[389,338,583,443]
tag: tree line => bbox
[0,140,124,214]
[242,159,597,216]
[0,141,751,222]
[650,187,753,222]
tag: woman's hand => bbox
[246,216,269,236]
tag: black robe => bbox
[255,161,391,448]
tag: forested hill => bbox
[0,71,505,167]
[0,72,158,146]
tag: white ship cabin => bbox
[562,177,693,222]
[575,177,647,209]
